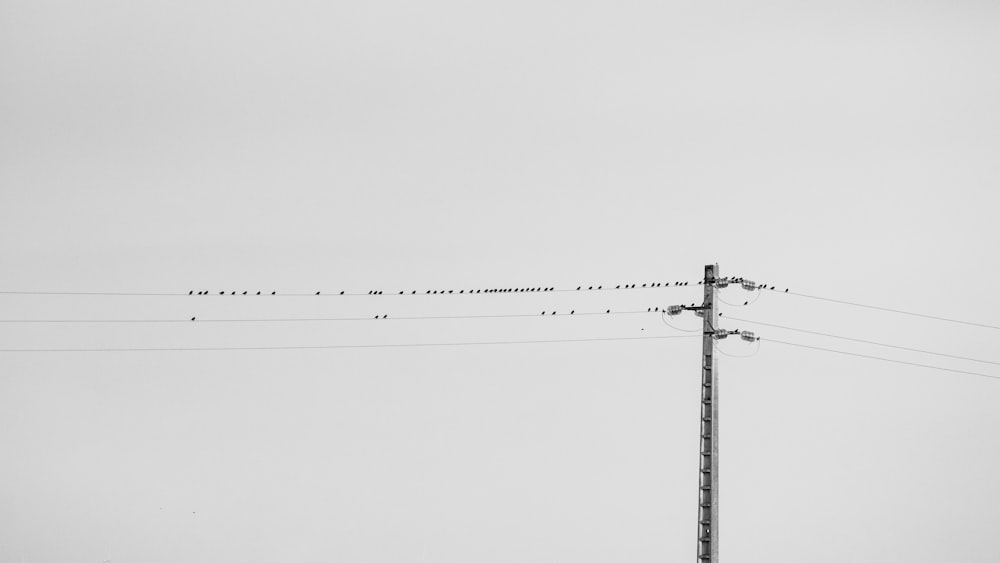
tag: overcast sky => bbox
[2,1,999,562]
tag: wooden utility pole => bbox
[697,264,720,562]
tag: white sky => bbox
[1,1,999,561]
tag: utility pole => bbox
[697,263,719,562]
[668,265,758,563]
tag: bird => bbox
[541,311,545,315]
[220,291,225,295]
[188,290,193,295]
[785,288,789,292]
[744,301,748,305]
[606,309,610,313]
[374,315,379,319]
[382,314,387,319]
[256,291,260,295]
[597,286,602,289]
[577,286,581,290]
[616,285,620,289]
[316,291,320,295]
[642,284,647,288]
[368,290,373,295]
[231,291,236,295]
[588,286,593,290]
[570,310,575,315]
[341,291,345,295]
[648,308,651,312]
[271,291,276,295]
[191,317,196,321]
[399,291,403,294]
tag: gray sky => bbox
[2,1,999,561]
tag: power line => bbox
[776,289,1000,331]
[0,309,665,324]
[0,283,695,298]
[762,338,1000,382]
[0,334,699,353]
[723,315,1000,366]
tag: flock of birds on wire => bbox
[184,278,788,297]
[180,276,790,322]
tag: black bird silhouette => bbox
[368,291,373,295]
[191,317,196,321]
[242,291,247,295]
[382,315,387,319]
[616,285,620,289]
[271,291,276,295]
[606,309,610,313]
[576,286,581,290]
[744,301,748,305]
[598,286,602,290]
[588,286,593,290]
[231,291,236,295]
[648,308,651,312]
[220,291,225,295]
[341,291,345,295]
[399,291,403,294]
[188,290,193,295]
[570,310,575,315]
[316,292,320,295]
[374,315,378,319]
[256,291,260,295]
[785,288,789,292]
[642,284,647,288]
[541,311,545,315]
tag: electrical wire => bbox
[659,311,702,333]
[762,338,1000,381]
[714,338,761,358]
[776,289,1000,331]
[0,309,662,324]
[724,314,1000,366]
[0,334,699,353]
[0,283,695,298]
[717,288,762,307]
